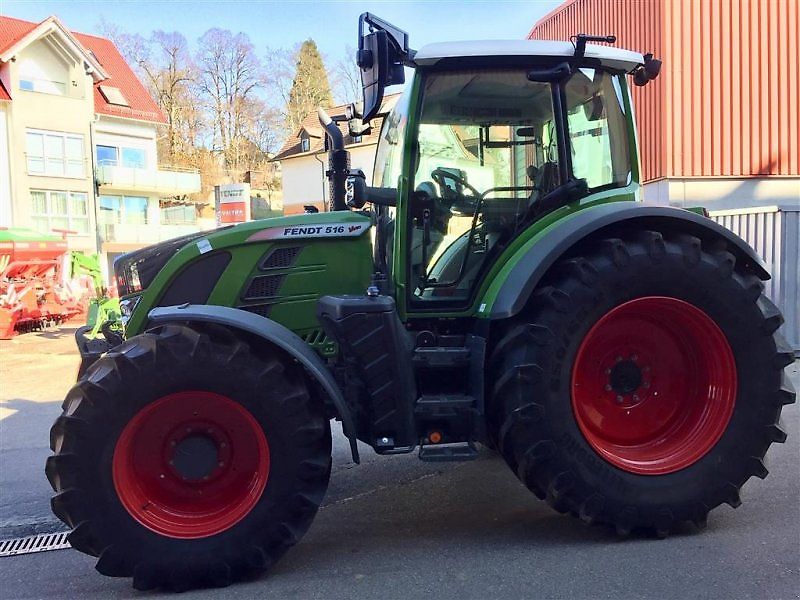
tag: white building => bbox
[272,95,399,215]
[0,15,201,282]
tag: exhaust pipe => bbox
[318,108,349,211]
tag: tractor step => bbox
[415,394,475,418]
[413,346,471,368]
[419,441,479,462]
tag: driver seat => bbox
[526,162,560,209]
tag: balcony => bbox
[99,222,203,246]
[96,164,201,196]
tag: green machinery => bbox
[71,252,121,371]
[47,14,795,592]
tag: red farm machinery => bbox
[0,228,101,339]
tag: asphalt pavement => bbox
[1,326,798,599]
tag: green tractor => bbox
[47,14,795,591]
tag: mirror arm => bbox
[346,168,397,208]
[366,186,397,207]
[359,13,415,66]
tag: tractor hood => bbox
[115,211,372,297]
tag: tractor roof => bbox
[414,40,643,72]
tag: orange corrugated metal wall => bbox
[530,0,800,181]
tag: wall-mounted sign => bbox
[214,183,251,225]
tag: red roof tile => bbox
[0,15,35,55]
[0,15,165,123]
[0,79,9,101]
[74,32,165,123]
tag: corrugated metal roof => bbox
[0,15,165,123]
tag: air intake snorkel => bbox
[318,108,350,211]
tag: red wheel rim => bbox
[571,297,737,475]
[113,391,269,538]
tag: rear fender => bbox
[148,304,359,463]
[487,202,769,320]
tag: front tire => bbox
[490,229,795,536]
[46,324,332,591]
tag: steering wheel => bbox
[430,168,482,216]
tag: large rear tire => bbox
[490,229,795,536]
[46,324,331,591]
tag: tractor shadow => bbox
[272,450,703,580]
[33,325,80,340]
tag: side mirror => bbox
[358,31,389,124]
[632,53,662,87]
[357,13,413,122]
[346,169,368,209]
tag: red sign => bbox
[215,184,251,225]
[218,201,248,224]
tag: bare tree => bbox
[332,45,361,105]
[196,28,261,173]
[99,21,201,167]
[100,21,289,197]
[97,17,149,68]
[137,32,197,164]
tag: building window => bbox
[26,130,84,177]
[124,196,148,224]
[300,136,310,152]
[19,77,66,95]
[30,190,89,234]
[96,145,147,168]
[96,145,118,166]
[98,85,129,106]
[121,147,146,169]
[98,196,120,224]
[99,195,149,225]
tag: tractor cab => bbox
[338,13,660,317]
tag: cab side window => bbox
[565,69,631,190]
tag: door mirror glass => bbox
[357,13,411,122]
[358,31,389,123]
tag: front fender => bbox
[487,202,769,320]
[148,304,359,463]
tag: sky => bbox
[0,0,563,65]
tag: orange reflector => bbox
[429,431,442,444]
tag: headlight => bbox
[119,295,141,327]
[114,231,207,296]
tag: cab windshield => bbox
[404,66,631,304]
[373,68,631,304]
